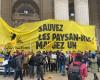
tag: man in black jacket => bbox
[36,51,44,80]
[14,50,24,80]
[28,53,35,78]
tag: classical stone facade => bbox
[0,0,100,49]
[0,0,54,27]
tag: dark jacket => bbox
[15,54,23,70]
[28,55,35,66]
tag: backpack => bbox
[68,63,82,80]
[36,55,43,66]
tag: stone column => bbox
[74,0,89,25]
[41,0,54,20]
[54,0,69,20]
[0,0,1,17]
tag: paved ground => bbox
[0,72,100,80]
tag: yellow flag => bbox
[0,18,11,45]
[0,18,97,52]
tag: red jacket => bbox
[69,61,88,80]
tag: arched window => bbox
[12,0,40,26]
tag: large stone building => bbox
[0,0,100,49]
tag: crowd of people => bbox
[0,49,100,80]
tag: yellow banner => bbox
[0,18,97,52]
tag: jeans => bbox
[14,69,23,80]
[37,65,44,80]
[29,65,34,78]
[58,62,61,72]
[60,64,65,74]
[4,65,10,77]
[23,64,28,76]
[43,63,48,73]
[97,62,100,72]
